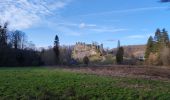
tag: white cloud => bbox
[90,27,129,33]
[127,35,149,39]
[56,22,96,29]
[106,39,117,42]
[79,6,168,17]
[79,23,86,28]
[56,21,128,32]
[48,21,129,36]
[0,0,71,29]
[79,22,96,29]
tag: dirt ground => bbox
[56,65,170,81]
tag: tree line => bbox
[2,22,170,67]
[0,21,88,67]
[0,22,43,67]
[0,22,76,67]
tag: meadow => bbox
[0,67,170,100]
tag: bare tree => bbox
[59,45,73,65]
[10,30,27,49]
[0,22,8,48]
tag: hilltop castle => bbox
[72,42,104,60]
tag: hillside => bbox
[112,45,146,58]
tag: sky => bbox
[0,0,170,48]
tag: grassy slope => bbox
[0,68,170,100]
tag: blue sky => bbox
[0,0,170,48]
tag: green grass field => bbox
[0,67,170,100]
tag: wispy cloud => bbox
[0,0,72,29]
[79,23,97,29]
[106,34,151,43]
[79,6,168,17]
[127,35,146,39]
[47,21,129,36]
[56,22,96,29]
[106,39,117,42]
[126,34,151,39]
[90,27,128,33]
[53,21,129,36]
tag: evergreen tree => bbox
[154,28,162,52]
[116,40,124,64]
[116,47,124,64]
[53,35,60,64]
[145,28,170,65]
[117,40,120,48]
[162,28,169,47]
[154,28,161,42]
[145,36,154,59]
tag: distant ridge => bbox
[112,45,146,58]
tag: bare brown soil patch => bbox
[51,65,170,81]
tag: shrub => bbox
[147,53,159,65]
[83,56,89,66]
[160,47,170,66]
